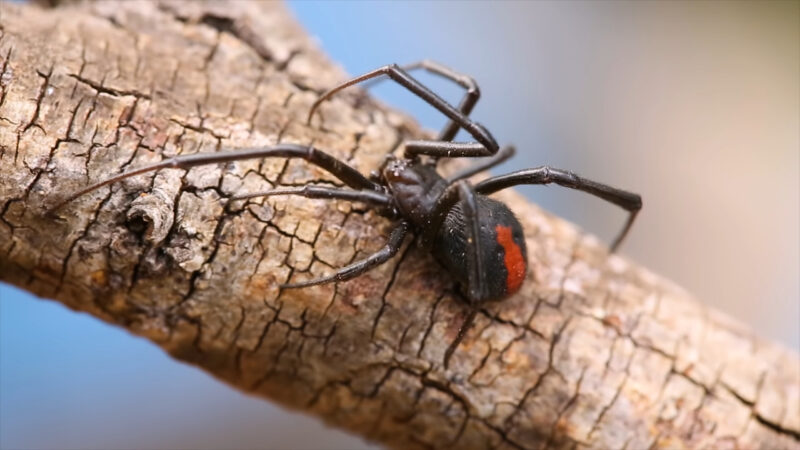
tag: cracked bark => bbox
[1,2,798,449]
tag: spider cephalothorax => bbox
[52,61,642,366]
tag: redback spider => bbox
[52,61,642,367]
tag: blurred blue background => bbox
[2,2,798,449]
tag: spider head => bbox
[382,157,446,223]
[382,157,421,186]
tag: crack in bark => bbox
[20,66,51,135]
[722,382,800,442]
[68,73,151,100]
[0,46,14,116]
[370,236,416,340]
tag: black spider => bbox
[52,61,642,366]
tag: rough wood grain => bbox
[0,2,797,449]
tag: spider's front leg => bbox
[307,63,499,159]
[360,59,482,142]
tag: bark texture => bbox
[0,2,798,449]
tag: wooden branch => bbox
[0,2,797,449]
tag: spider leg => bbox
[281,221,409,289]
[307,64,499,158]
[444,308,477,369]
[50,144,378,212]
[475,167,643,251]
[403,140,497,159]
[418,181,462,247]
[441,182,486,366]
[233,185,392,208]
[418,180,487,294]
[457,181,486,301]
[365,60,481,142]
[446,145,516,183]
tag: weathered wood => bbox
[0,2,797,449]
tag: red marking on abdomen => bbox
[495,225,526,294]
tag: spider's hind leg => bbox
[431,181,488,368]
[475,166,642,251]
[444,307,478,369]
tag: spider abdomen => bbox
[432,196,528,302]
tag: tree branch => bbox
[0,1,797,449]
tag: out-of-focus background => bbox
[2,2,797,449]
